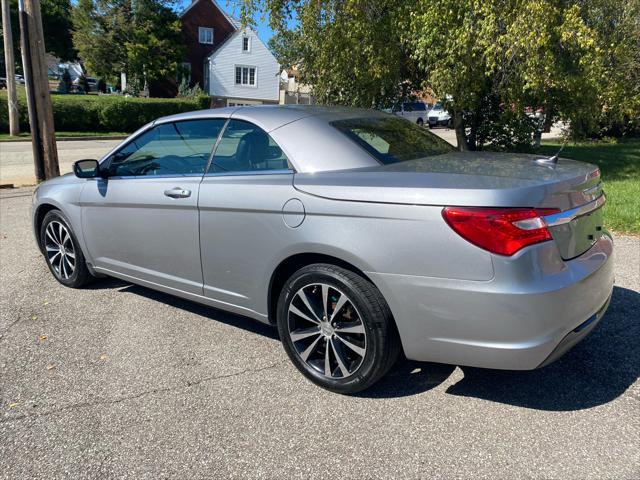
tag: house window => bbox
[199,27,214,44]
[242,36,250,52]
[235,66,256,86]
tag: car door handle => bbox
[164,187,191,199]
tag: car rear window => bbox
[331,117,454,165]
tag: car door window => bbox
[209,119,290,174]
[107,119,225,177]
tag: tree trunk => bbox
[543,109,554,133]
[453,109,468,151]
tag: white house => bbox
[206,27,280,107]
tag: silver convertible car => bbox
[32,106,614,393]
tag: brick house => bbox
[179,0,280,106]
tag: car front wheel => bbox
[40,210,93,288]
[277,264,400,394]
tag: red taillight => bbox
[442,207,560,256]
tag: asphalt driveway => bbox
[1,188,638,479]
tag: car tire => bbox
[40,210,93,288]
[417,118,424,126]
[428,123,434,129]
[277,263,400,394]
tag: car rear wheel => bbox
[277,263,400,394]
[40,210,93,288]
[417,118,424,126]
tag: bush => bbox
[177,79,205,99]
[0,91,211,133]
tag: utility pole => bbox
[18,0,58,181]
[1,0,19,136]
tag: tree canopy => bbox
[1,0,76,75]
[247,0,640,148]
[71,0,184,90]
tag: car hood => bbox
[293,151,601,210]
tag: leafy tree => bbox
[264,1,419,108]
[244,0,638,148]
[1,0,76,75]
[71,0,184,94]
[578,0,640,137]
[42,0,76,61]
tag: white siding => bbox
[208,28,280,102]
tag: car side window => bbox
[107,119,225,177]
[209,119,290,174]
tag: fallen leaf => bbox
[8,403,18,409]
[46,363,56,370]
[99,354,109,361]
[31,315,38,320]
[43,301,50,306]
[39,335,47,342]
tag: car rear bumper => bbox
[367,233,615,370]
[537,293,610,368]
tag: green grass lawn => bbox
[0,131,128,142]
[532,139,640,235]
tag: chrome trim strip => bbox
[100,173,205,180]
[543,194,606,227]
[204,169,294,178]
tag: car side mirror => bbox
[73,159,100,178]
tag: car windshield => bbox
[432,103,444,110]
[331,117,454,165]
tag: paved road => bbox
[0,139,123,186]
[1,190,638,479]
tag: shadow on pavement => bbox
[89,278,280,341]
[93,278,638,410]
[362,286,639,410]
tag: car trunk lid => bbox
[293,151,605,259]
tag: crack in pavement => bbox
[0,312,23,340]
[1,360,287,425]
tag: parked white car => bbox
[427,103,452,129]
[391,101,430,126]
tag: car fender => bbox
[33,179,93,265]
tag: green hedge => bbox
[0,91,211,133]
